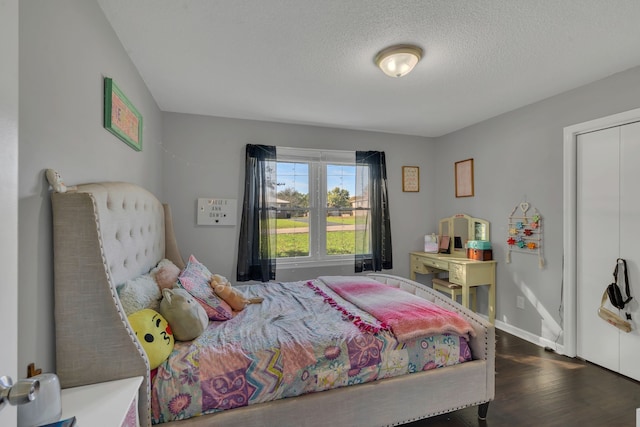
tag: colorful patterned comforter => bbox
[151,280,472,424]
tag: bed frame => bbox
[51,182,495,427]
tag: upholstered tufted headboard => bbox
[51,182,184,427]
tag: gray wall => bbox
[161,67,640,349]
[433,66,640,347]
[161,113,437,282]
[16,0,640,378]
[19,0,164,374]
[1,0,19,424]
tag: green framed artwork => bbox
[104,77,143,151]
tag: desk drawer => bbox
[411,255,429,274]
[424,258,448,270]
[412,256,448,271]
[449,263,467,284]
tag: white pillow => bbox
[116,274,161,316]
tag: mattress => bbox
[150,280,472,424]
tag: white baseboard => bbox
[494,319,566,356]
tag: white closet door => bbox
[619,121,640,381]
[576,127,621,370]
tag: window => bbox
[275,148,370,266]
[237,144,391,282]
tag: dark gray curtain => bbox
[355,150,393,272]
[236,144,277,282]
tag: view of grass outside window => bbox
[275,158,371,260]
[275,161,310,257]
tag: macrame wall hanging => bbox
[506,201,544,269]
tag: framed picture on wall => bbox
[455,158,474,197]
[104,77,143,151]
[402,166,420,192]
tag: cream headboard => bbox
[51,181,183,427]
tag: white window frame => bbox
[276,147,361,268]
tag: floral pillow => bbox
[177,255,232,321]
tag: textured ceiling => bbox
[97,0,640,137]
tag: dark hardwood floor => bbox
[407,331,640,427]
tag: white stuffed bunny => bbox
[45,169,76,193]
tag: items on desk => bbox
[439,236,450,253]
[466,240,493,261]
[454,236,463,249]
[424,233,438,253]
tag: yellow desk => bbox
[410,252,496,324]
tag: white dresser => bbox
[60,376,143,427]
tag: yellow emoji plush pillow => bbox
[128,309,175,369]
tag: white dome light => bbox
[375,44,423,78]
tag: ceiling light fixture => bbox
[375,44,423,78]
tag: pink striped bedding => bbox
[314,276,476,342]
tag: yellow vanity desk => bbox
[410,252,496,324]
[411,214,496,323]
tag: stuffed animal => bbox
[150,259,181,292]
[159,288,208,341]
[128,309,174,369]
[117,274,162,316]
[210,274,263,311]
[45,169,77,193]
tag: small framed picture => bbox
[455,158,474,197]
[402,166,420,192]
[104,77,143,151]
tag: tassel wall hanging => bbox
[506,201,544,269]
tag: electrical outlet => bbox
[516,296,525,309]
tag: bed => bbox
[51,181,495,427]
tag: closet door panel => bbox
[619,121,640,381]
[576,127,620,369]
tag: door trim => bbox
[563,107,640,357]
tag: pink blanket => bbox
[314,276,475,343]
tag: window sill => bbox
[277,257,354,270]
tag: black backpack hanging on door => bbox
[607,258,633,313]
[598,258,633,332]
